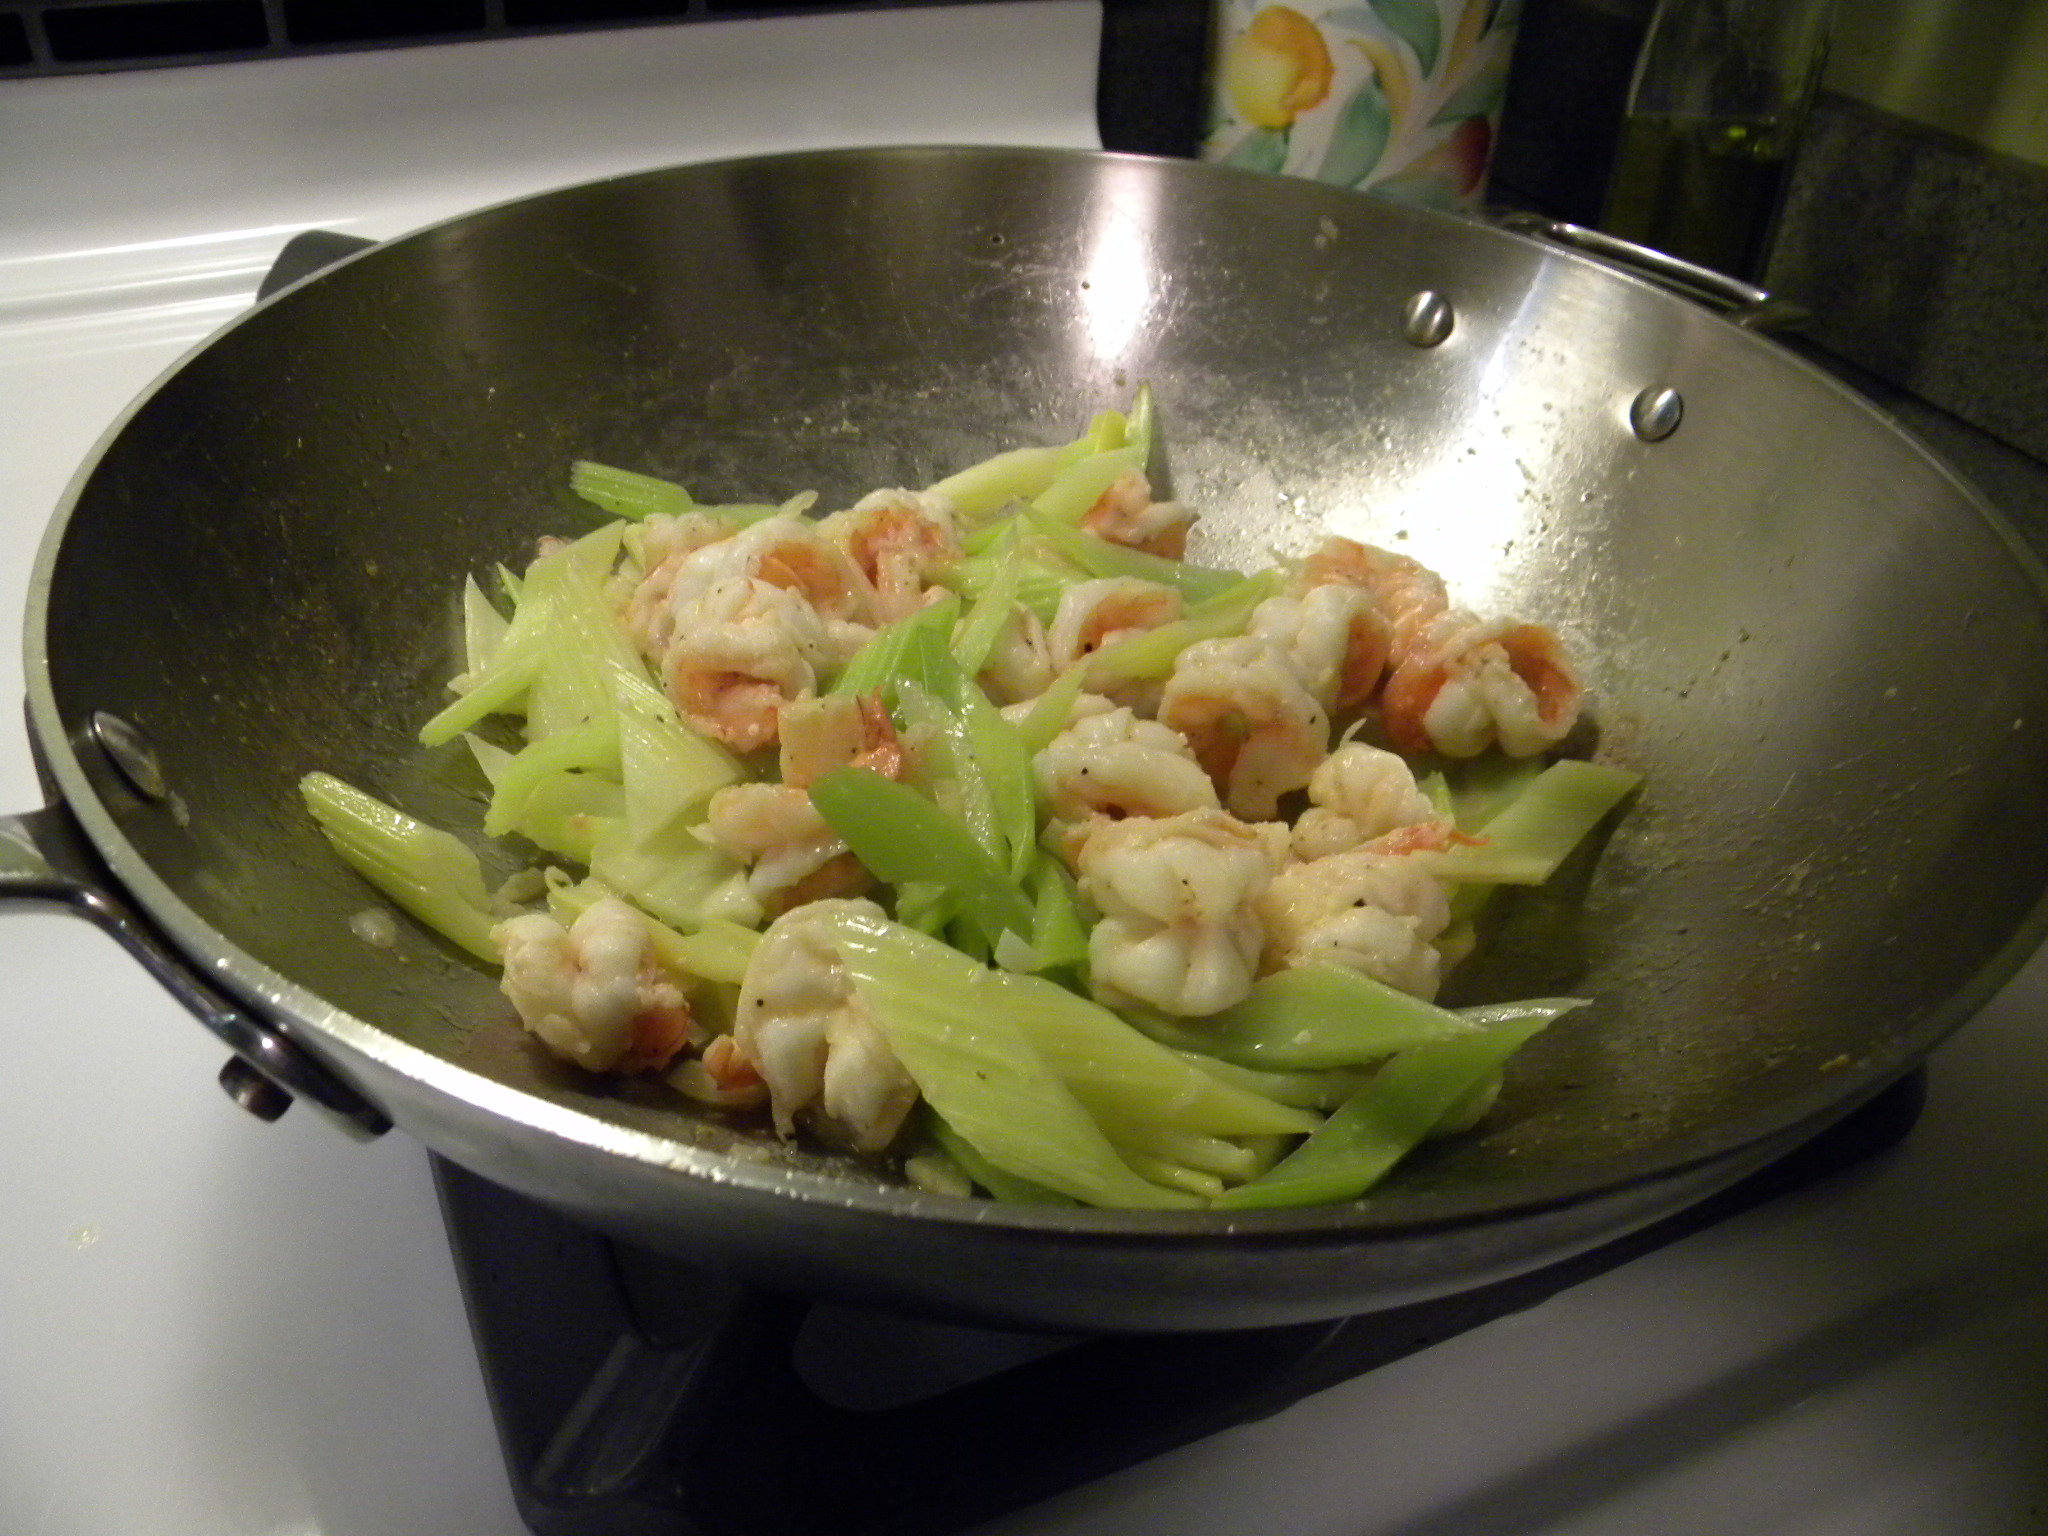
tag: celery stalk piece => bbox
[1101,1122,1261,1183]
[828,592,963,699]
[927,1114,1078,1205]
[420,557,560,746]
[895,680,1003,864]
[461,574,511,679]
[1124,382,1156,472]
[300,772,500,962]
[523,523,652,742]
[954,680,1038,881]
[464,732,515,787]
[547,877,761,984]
[894,879,956,939]
[1172,1051,1371,1110]
[503,772,623,865]
[614,682,746,843]
[1127,963,1491,1070]
[483,717,621,839]
[1025,852,1091,971]
[996,972,1320,1136]
[1447,755,1548,833]
[927,445,1067,522]
[1030,445,1146,526]
[808,766,1033,947]
[588,819,763,932]
[819,911,1200,1208]
[1013,662,1091,755]
[1083,569,1281,685]
[1415,759,1643,886]
[1213,1015,1554,1209]
[571,460,695,521]
[1114,1151,1225,1201]
[1020,510,1242,604]
[949,523,1026,679]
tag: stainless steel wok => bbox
[8,147,2048,1332]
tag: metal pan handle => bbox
[1,801,391,1139]
[1498,213,1810,334]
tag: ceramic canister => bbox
[1204,0,1521,209]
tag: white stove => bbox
[3,11,2047,1534]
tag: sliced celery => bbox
[808,767,1033,946]
[1124,382,1156,472]
[1099,1122,1263,1183]
[571,460,695,521]
[1213,1014,1554,1209]
[927,1113,1077,1205]
[547,878,761,983]
[949,523,1026,679]
[588,819,762,932]
[1083,569,1281,684]
[1127,963,1487,1070]
[1415,759,1643,886]
[615,683,746,843]
[828,592,962,700]
[1025,852,1091,972]
[1021,510,1241,603]
[461,573,511,679]
[299,772,499,961]
[1012,662,1092,755]
[896,680,1003,864]
[1173,1051,1371,1110]
[483,717,620,839]
[502,771,622,865]
[927,445,1066,521]
[954,681,1039,882]
[820,911,1199,1208]
[1030,445,1146,526]
[1447,755,1547,833]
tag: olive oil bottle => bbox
[1600,0,1837,285]
[1602,114,1794,281]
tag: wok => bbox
[8,147,2048,1333]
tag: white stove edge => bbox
[5,10,2048,1535]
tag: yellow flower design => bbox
[1223,6,1335,130]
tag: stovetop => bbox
[5,11,2048,1536]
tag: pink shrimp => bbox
[661,577,836,750]
[1379,613,1582,758]
[821,488,960,623]
[1301,536,1449,665]
[493,898,704,1074]
[1047,577,1183,669]
[1081,469,1196,558]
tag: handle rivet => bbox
[1402,290,1455,348]
[1630,386,1684,442]
[90,711,168,802]
[219,1056,294,1122]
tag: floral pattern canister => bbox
[1204,0,1520,210]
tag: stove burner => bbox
[435,1071,1924,1536]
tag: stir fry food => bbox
[302,391,1637,1210]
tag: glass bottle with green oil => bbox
[1600,0,1837,283]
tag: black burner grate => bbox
[435,1071,1924,1536]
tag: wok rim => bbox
[23,142,2048,1243]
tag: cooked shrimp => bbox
[1258,847,1452,999]
[1046,577,1183,670]
[1034,706,1220,825]
[1080,469,1197,558]
[1157,636,1331,820]
[819,488,961,623]
[634,514,875,649]
[734,898,919,1153]
[977,606,1055,705]
[661,576,837,750]
[1380,611,1582,758]
[668,1032,770,1110]
[1301,536,1449,663]
[1248,583,1394,710]
[1072,809,1288,1016]
[620,512,740,655]
[703,782,861,909]
[493,897,701,1073]
[1289,741,1442,861]
[777,693,904,787]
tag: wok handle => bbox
[1498,214,1810,333]
[0,803,391,1140]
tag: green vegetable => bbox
[1082,569,1282,684]
[1030,444,1146,526]
[299,772,500,961]
[1020,510,1241,603]
[822,910,1200,1208]
[1214,1013,1557,1209]
[808,766,1033,948]
[1416,759,1642,885]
